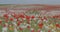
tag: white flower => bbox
[43,19,46,21]
[18,18,22,21]
[33,18,36,20]
[30,28,34,30]
[14,19,17,22]
[21,25,27,28]
[8,14,11,17]
[52,29,56,32]
[23,18,26,20]
[2,27,8,32]
[37,20,41,23]
[40,30,43,32]
[45,20,48,23]
[45,26,49,29]
[20,23,27,29]
[24,23,26,25]
[13,22,17,26]
[26,24,31,27]
[44,24,50,29]
[36,15,38,17]
[14,28,18,32]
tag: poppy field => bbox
[0,11,60,32]
[0,4,60,32]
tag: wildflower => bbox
[3,14,9,19]
[19,27,23,31]
[31,15,35,19]
[56,24,60,28]
[38,23,43,29]
[30,28,34,32]
[10,18,14,21]
[19,14,25,18]
[17,21,21,26]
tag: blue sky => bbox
[0,0,60,5]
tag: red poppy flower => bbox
[14,15,19,19]
[19,27,23,31]
[31,15,35,19]
[38,16,42,18]
[56,16,59,18]
[26,15,30,20]
[44,16,47,20]
[56,15,60,19]
[56,24,59,26]
[41,18,44,21]
[56,24,60,28]
[38,23,43,29]
[17,18,19,21]
[3,24,6,27]
[3,14,9,19]
[31,29,34,32]
[27,25,30,29]
[17,21,21,26]
[12,13,18,19]
[52,16,58,18]
[10,18,14,21]
[48,30,51,32]
[19,14,25,18]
